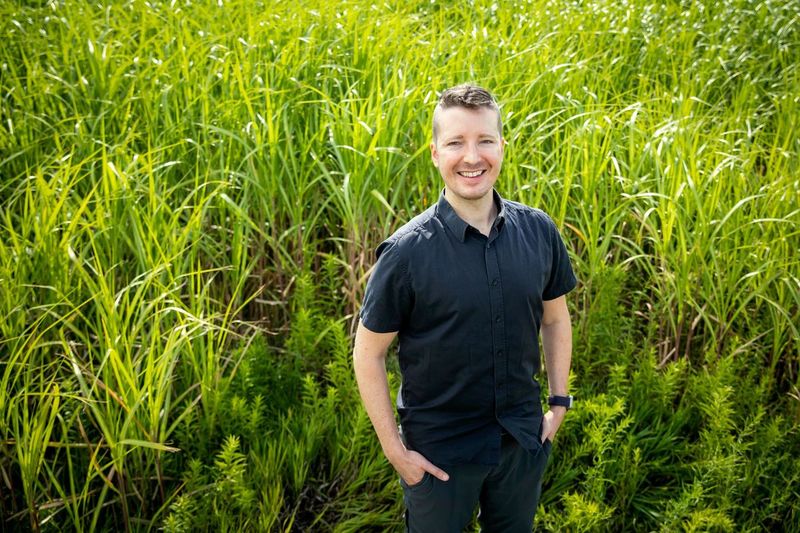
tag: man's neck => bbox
[443,188,498,236]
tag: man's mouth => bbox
[457,170,486,178]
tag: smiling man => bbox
[353,84,577,532]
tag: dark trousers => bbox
[399,433,552,533]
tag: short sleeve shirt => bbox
[359,187,577,466]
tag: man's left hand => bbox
[541,406,567,443]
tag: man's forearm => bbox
[353,351,405,461]
[541,318,572,396]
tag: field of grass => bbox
[1,0,799,531]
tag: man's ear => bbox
[430,141,439,167]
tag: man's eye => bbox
[481,140,494,144]
[447,141,461,146]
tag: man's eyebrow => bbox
[443,133,498,141]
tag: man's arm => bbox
[352,320,450,484]
[540,294,572,442]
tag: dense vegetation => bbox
[1,0,798,530]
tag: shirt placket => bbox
[485,232,506,417]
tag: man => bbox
[353,84,577,532]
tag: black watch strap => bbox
[548,394,574,410]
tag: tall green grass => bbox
[1,0,798,530]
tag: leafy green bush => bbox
[163,294,403,531]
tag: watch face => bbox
[549,395,573,409]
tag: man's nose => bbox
[463,143,480,164]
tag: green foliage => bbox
[164,437,256,533]
[1,0,798,530]
[573,263,635,391]
[162,297,403,531]
[539,266,800,531]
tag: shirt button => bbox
[497,350,504,357]
[492,278,499,286]
[495,315,502,323]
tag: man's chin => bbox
[448,187,493,202]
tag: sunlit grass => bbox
[1,0,798,530]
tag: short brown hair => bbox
[432,84,503,143]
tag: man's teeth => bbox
[458,170,484,177]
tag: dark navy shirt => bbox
[359,187,577,466]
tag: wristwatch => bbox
[548,394,574,410]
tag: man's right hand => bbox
[390,447,450,485]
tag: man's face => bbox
[431,106,504,204]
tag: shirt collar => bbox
[436,187,507,242]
